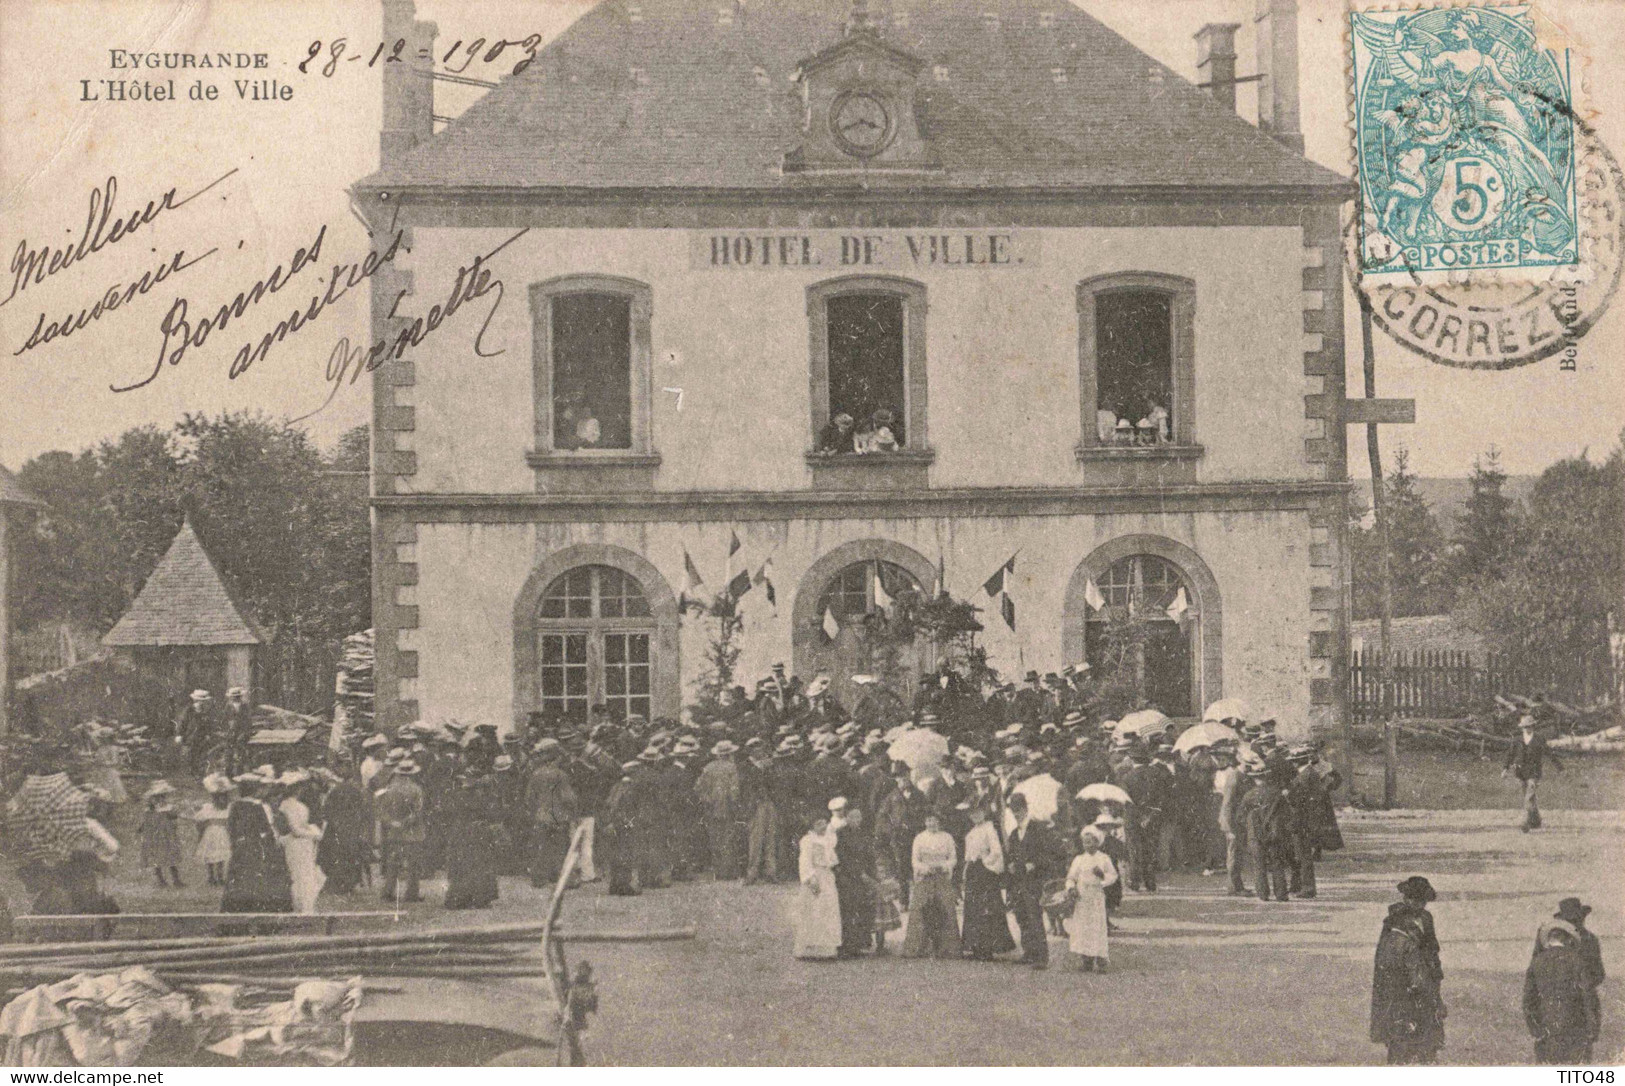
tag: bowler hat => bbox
[1554,897,1592,923]
[1397,876,1437,902]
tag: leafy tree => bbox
[10,414,372,712]
[1450,446,1523,588]
[1459,438,1623,696]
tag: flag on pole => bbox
[1166,586,1190,628]
[681,549,706,612]
[1001,593,1017,632]
[753,558,777,611]
[727,568,753,602]
[728,530,742,558]
[933,553,946,599]
[873,567,894,613]
[1084,576,1106,612]
[983,553,1017,597]
[822,606,841,641]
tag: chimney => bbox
[1254,0,1303,153]
[1194,23,1240,113]
[380,0,438,170]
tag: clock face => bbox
[830,91,893,157]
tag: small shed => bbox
[1,464,46,734]
[103,517,262,707]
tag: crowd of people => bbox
[0,661,1607,1063]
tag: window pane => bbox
[827,293,907,449]
[627,634,649,663]
[605,667,626,696]
[553,292,633,450]
[566,634,587,663]
[1097,291,1172,437]
[604,634,625,664]
[629,666,650,695]
[818,559,920,619]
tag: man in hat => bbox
[630,748,673,889]
[1545,898,1604,1052]
[1370,876,1446,1064]
[222,687,255,775]
[1238,761,1292,902]
[359,734,389,789]
[526,738,578,887]
[829,797,879,957]
[601,760,645,895]
[177,689,218,776]
[695,740,745,880]
[1012,671,1045,725]
[1503,715,1564,831]
[1524,919,1600,1063]
[1120,747,1173,892]
[875,762,927,907]
[1286,745,1329,898]
[1004,791,1060,968]
[375,758,426,903]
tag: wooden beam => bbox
[1343,398,1416,424]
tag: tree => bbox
[1383,448,1453,617]
[1459,438,1623,698]
[1451,446,1523,589]
[11,413,372,712]
[686,592,744,721]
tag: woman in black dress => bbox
[220,771,293,914]
[443,770,501,909]
[316,764,374,895]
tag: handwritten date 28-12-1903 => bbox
[299,33,541,79]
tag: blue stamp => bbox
[1350,5,1577,278]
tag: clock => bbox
[830,90,893,157]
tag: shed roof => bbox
[103,518,262,648]
[358,0,1348,194]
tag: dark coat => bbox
[1505,735,1561,781]
[1525,944,1598,1045]
[1005,817,1064,889]
[220,799,293,913]
[315,780,373,892]
[1370,903,1446,1052]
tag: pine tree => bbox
[1383,448,1452,617]
[1451,446,1522,588]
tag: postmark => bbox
[1350,5,1579,279]
[1345,4,1625,369]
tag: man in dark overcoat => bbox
[1371,876,1446,1065]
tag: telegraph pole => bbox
[1357,293,1400,808]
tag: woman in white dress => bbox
[793,816,842,960]
[1065,827,1119,972]
[278,774,327,914]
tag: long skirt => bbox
[1068,884,1110,960]
[794,869,842,959]
[222,840,293,913]
[445,822,501,909]
[283,837,326,915]
[961,861,1016,958]
[900,873,962,958]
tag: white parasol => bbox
[1010,772,1063,822]
[1174,721,1240,753]
[1116,709,1173,737]
[887,727,949,770]
[1202,697,1253,723]
[1075,782,1131,805]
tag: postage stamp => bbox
[1350,4,1579,280]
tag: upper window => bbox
[807,276,928,458]
[1077,273,1196,450]
[530,275,653,456]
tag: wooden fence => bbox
[1349,647,1616,722]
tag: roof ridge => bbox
[103,517,262,648]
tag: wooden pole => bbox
[1358,294,1399,809]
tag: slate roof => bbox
[103,518,261,648]
[359,0,1348,193]
[0,465,44,508]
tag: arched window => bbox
[1084,554,1200,717]
[535,565,653,722]
[817,559,921,620]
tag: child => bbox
[194,774,234,886]
[1065,826,1118,973]
[141,780,185,888]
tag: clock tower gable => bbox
[787,24,934,173]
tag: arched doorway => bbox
[514,544,680,727]
[1063,536,1222,718]
[793,540,938,712]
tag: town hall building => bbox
[356,0,1357,740]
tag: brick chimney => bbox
[1254,0,1303,153]
[1194,23,1241,113]
[380,0,438,170]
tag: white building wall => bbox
[410,509,1316,738]
[396,224,1313,494]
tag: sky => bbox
[2,0,1621,478]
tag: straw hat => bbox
[144,780,175,799]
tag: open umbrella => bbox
[1011,773,1062,822]
[1075,782,1131,804]
[1202,697,1253,723]
[887,727,949,770]
[1174,721,1240,753]
[1116,709,1173,737]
